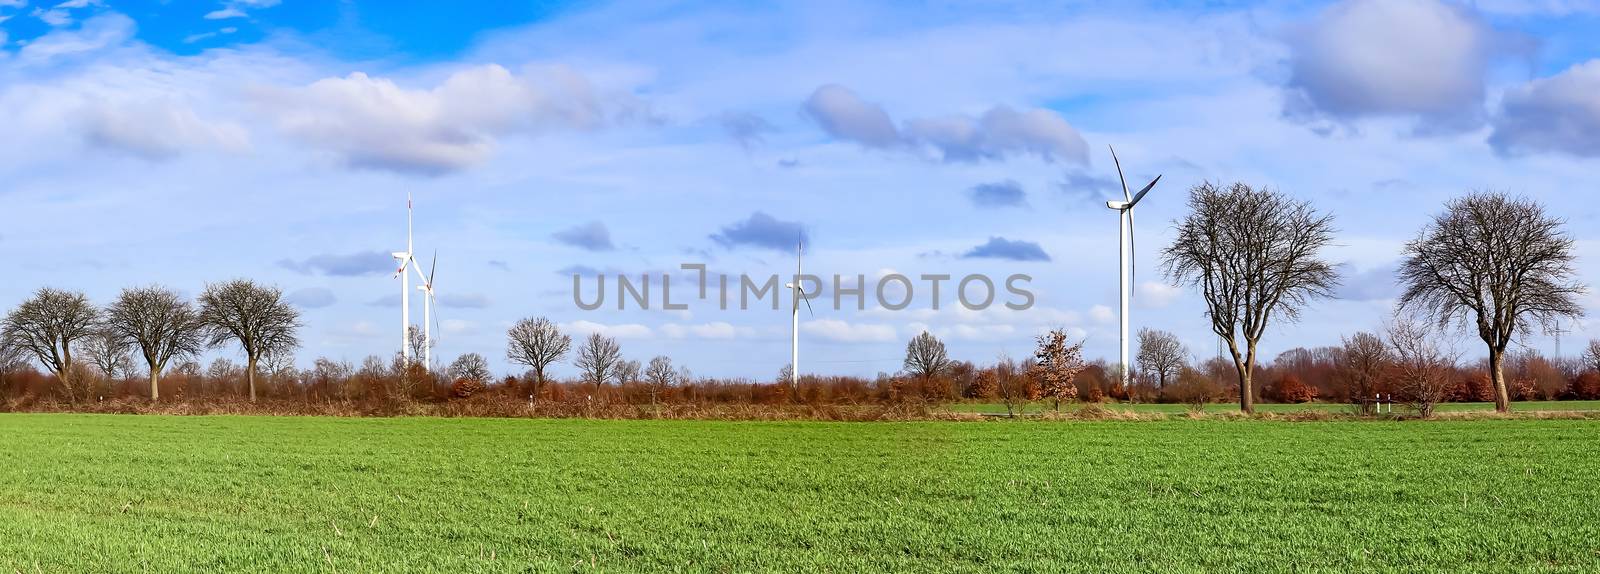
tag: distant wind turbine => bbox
[1105,146,1161,391]
[415,251,439,369]
[783,235,815,392]
[391,195,435,366]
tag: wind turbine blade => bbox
[429,251,438,284]
[1109,145,1131,202]
[409,254,430,285]
[801,290,814,316]
[1128,209,1137,292]
[430,292,441,342]
[1128,175,1161,208]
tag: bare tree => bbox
[645,355,674,407]
[2,288,99,401]
[406,326,428,366]
[81,329,132,382]
[574,332,621,393]
[506,317,571,403]
[1031,328,1086,411]
[1162,182,1339,413]
[1135,328,1186,389]
[198,280,301,402]
[1584,340,1600,374]
[103,286,206,401]
[1396,193,1584,413]
[448,353,492,383]
[994,354,1024,418]
[1336,332,1391,415]
[613,359,641,387]
[1386,315,1458,418]
[903,331,951,380]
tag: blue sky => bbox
[4,0,1600,379]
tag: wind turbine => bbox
[391,195,416,362]
[415,252,439,369]
[783,235,814,392]
[1104,146,1161,391]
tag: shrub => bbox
[451,378,486,399]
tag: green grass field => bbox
[2,414,1598,572]
[949,399,1600,416]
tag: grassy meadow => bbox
[2,414,1598,572]
[948,399,1600,416]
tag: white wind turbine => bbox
[1104,146,1161,390]
[415,252,439,370]
[783,235,815,392]
[391,195,435,365]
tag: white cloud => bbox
[440,319,477,335]
[205,0,278,19]
[203,7,245,20]
[1490,60,1600,157]
[17,11,131,61]
[1089,304,1115,324]
[85,98,249,159]
[1283,0,1491,126]
[255,64,612,174]
[1136,282,1181,309]
[562,319,653,339]
[802,319,897,343]
[661,321,752,340]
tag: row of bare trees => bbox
[0,280,299,402]
[1162,186,1582,413]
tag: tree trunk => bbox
[247,354,259,402]
[150,368,160,401]
[1488,349,1509,413]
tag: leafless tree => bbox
[613,359,641,387]
[1396,193,1584,412]
[2,288,100,402]
[103,286,206,401]
[1386,315,1458,418]
[1584,340,1600,375]
[406,326,428,366]
[506,317,571,403]
[198,279,301,402]
[81,329,133,382]
[448,352,492,383]
[903,331,951,379]
[1162,182,1339,413]
[645,355,675,407]
[574,332,621,393]
[1031,328,1086,411]
[1336,331,1391,415]
[994,354,1024,418]
[1135,328,1186,389]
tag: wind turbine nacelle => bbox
[391,251,409,259]
[1106,200,1128,210]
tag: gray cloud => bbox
[716,111,776,150]
[277,250,392,276]
[1059,170,1122,205]
[1490,60,1600,157]
[551,221,615,251]
[488,260,510,271]
[710,211,807,252]
[968,180,1027,208]
[285,287,337,309]
[802,84,1087,164]
[1335,262,1400,302]
[1283,0,1492,128]
[802,84,902,148]
[961,237,1051,262]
